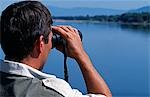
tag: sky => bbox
[0,0,150,14]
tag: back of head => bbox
[1,1,53,61]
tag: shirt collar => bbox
[0,59,56,79]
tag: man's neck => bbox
[21,57,43,70]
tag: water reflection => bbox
[120,24,150,33]
[80,22,150,36]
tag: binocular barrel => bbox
[52,29,83,48]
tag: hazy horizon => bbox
[43,0,149,10]
[0,0,149,14]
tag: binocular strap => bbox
[63,46,69,82]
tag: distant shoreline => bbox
[53,19,150,25]
[53,12,150,25]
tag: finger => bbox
[59,26,70,32]
[59,26,76,34]
[72,28,80,38]
[73,28,79,34]
[66,26,76,32]
[52,26,69,39]
[60,26,81,41]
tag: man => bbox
[0,1,112,97]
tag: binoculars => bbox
[52,28,83,48]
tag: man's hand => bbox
[52,26,85,59]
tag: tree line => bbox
[53,12,150,24]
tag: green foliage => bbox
[120,12,150,23]
[53,12,150,24]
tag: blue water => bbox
[0,22,149,97]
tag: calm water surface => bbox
[0,22,149,97]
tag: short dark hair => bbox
[1,1,53,61]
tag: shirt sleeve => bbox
[42,78,106,97]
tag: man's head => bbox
[1,1,53,62]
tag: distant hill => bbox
[128,6,150,13]
[48,6,127,16]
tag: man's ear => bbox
[31,35,44,58]
[39,35,45,53]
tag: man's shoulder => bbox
[0,72,64,97]
[42,77,72,96]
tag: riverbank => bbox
[53,19,150,26]
[53,12,150,26]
